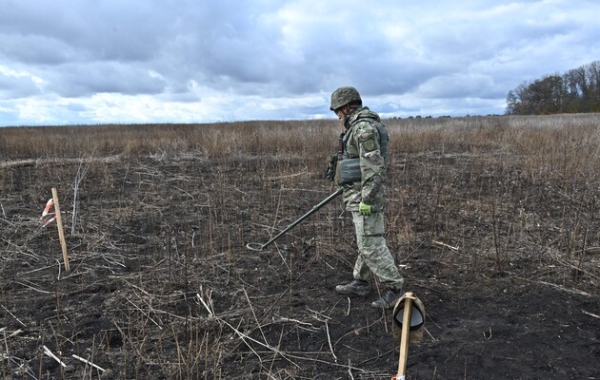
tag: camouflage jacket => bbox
[341,106,389,212]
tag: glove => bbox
[359,202,372,216]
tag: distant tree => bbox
[505,82,529,115]
[505,60,600,115]
[586,61,600,111]
[533,75,564,114]
[505,88,520,115]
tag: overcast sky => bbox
[1,0,599,127]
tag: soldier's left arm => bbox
[356,122,386,205]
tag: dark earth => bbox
[1,149,599,379]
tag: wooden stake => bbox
[396,292,414,379]
[51,188,70,272]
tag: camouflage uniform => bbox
[341,106,404,292]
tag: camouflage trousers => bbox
[351,211,404,291]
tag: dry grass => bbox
[4,114,600,170]
[0,120,337,161]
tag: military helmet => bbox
[392,292,426,344]
[330,86,362,111]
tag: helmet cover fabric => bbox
[330,86,362,110]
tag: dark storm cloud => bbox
[0,1,163,62]
[0,72,41,99]
[44,62,167,97]
[0,35,77,65]
[1,0,600,126]
[153,3,301,95]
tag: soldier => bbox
[329,86,405,309]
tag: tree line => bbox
[505,61,600,115]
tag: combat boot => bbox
[335,279,371,296]
[371,289,404,309]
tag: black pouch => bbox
[336,158,361,185]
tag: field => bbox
[1,115,600,379]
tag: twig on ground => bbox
[324,321,338,362]
[112,321,149,362]
[71,354,106,373]
[2,327,8,354]
[237,348,378,375]
[276,317,316,328]
[306,306,338,361]
[550,254,600,283]
[14,281,53,295]
[521,279,592,297]
[7,329,23,338]
[149,308,201,322]
[306,307,332,322]
[56,259,61,280]
[134,291,166,326]
[217,317,299,368]
[432,240,460,252]
[243,287,268,345]
[103,256,126,268]
[196,286,214,317]
[2,328,23,343]
[4,240,42,260]
[123,279,151,297]
[1,305,27,327]
[2,353,39,380]
[42,345,67,368]
[270,325,286,375]
[334,318,382,348]
[582,309,600,320]
[274,244,290,271]
[125,297,162,329]
[424,326,438,342]
[347,359,355,380]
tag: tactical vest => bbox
[336,116,389,186]
[343,116,389,162]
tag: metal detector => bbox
[245,188,343,252]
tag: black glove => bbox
[323,154,337,181]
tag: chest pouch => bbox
[335,158,361,185]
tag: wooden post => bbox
[396,292,414,379]
[51,188,70,272]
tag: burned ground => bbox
[1,145,599,379]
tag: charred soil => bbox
[1,150,599,379]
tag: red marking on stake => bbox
[44,216,56,227]
[41,198,54,219]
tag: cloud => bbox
[0,35,78,65]
[1,0,600,126]
[417,74,503,100]
[0,67,43,99]
[44,62,168,97]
